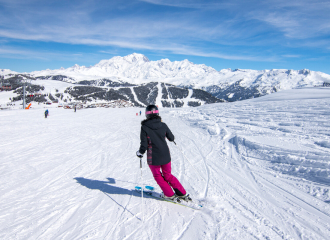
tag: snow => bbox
[130,87,146,107]
[182,89,193,107]
[1,88,330,239]
[250,87,330,102]
[155,82,162,108]
[34,79,73,93]
[228,93,235,99]
[0,69,18,78]
[0,91,17,107]
[3,53,325,93]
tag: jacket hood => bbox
[143,118,162,130]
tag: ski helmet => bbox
[145,105,159,118]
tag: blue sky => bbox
[0,0,329,73]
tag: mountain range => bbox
[1,53,330,106]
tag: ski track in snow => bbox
[130,87,145,107]
[1,88,330,239]
[155,83,163,108]
[182,89,193,107]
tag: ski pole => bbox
[140,158,144,222]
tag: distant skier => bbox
[139,111,141,116]
[74,106,76,112]
[136,105,189,201]
[44,109,49,118]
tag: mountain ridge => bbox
[1,53,330,102]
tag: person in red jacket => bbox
[136,105,189,201]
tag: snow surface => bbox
[1,88,330,239]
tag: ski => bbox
[135,186,202,210]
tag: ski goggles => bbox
[146,110,159,115]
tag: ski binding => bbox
[134,186,202,210]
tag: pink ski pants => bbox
[149,162,186,197]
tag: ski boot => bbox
[161,193,181,202]
[177,193,192,202]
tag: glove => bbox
[136,151,143,158]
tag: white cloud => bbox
[138,0,226,9]
[282,55,301,58]
[0,0,328,63]
[71,39,273,62]
[0,46,88,62]
[0,47,45,56]
[248,0,330,40]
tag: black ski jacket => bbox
[139,118,174,165]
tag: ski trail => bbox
[174,214,195,240]
[164,83,173,100]
[156,82,162,107]
[254,173,330,239]
[190,137,211,199]
[215,112,329,235]
[220,133,300,238]
[175,141,207,182]
[165,104,330,239]
[103,193,139,239]
[167,114,211,199]
[182,89,193,107]
[130,87,145,106]
[122,210,159,240]
[171,141,185,182]
[256,172,330,219]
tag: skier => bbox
[136,105,189,201]
[44,109,49,118]
[140,111,142,116]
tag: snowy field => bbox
[1,88,330,239]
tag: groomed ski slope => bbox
[1,87,330,239]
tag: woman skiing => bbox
[136,105,189,201]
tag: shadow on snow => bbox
[74,177,158,201]
[74,177,138,196]
[74,177,156,221]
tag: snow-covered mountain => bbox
[26,53,330,85]
[0,69,18,75]
[28,53,219,84]
[205,68,330,101]
[2,53,330,102]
